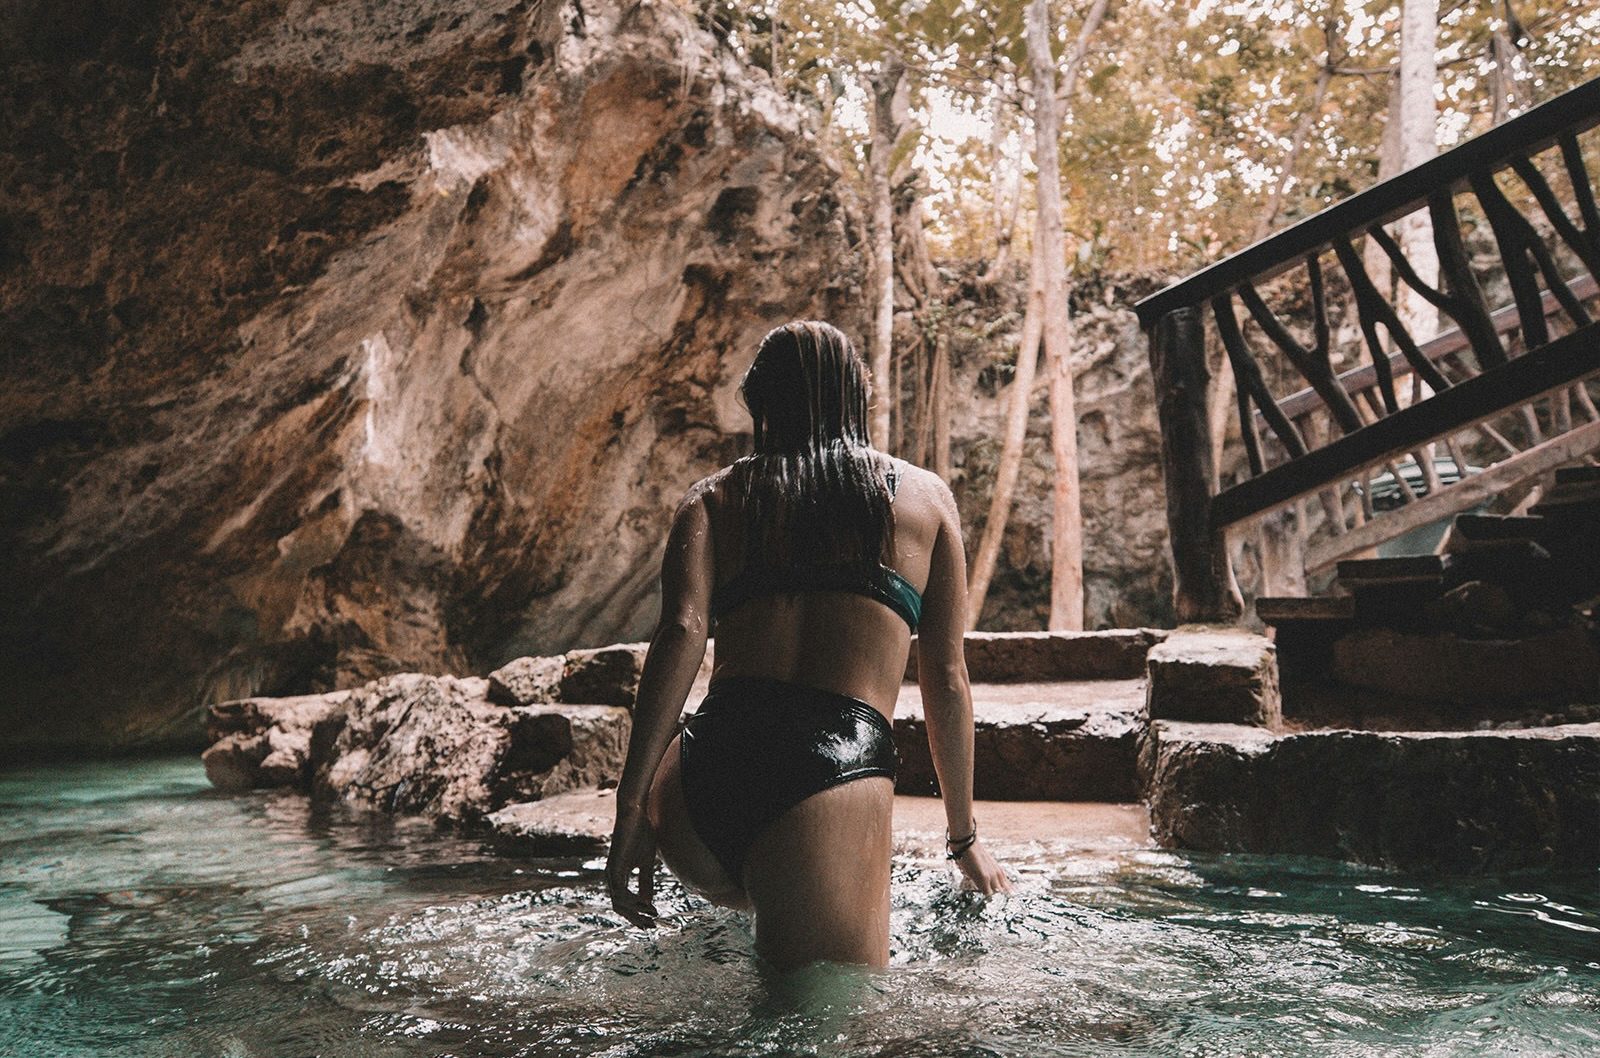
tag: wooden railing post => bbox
[1150,306,1245,623]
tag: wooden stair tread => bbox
[1449,513,1548,541]
[1337,555,1453,584]
[1256,596,1356,623]
[1554,465,1600,485]
[1538,480,1600,504]
[1528,494,1600,517]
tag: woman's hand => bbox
[606,804,660,928]
[952,838,1012,895]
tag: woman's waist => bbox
[700,673,894,728]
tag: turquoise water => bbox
[1,757,1597,1058]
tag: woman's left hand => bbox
[606,806,660,929]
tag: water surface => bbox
[2,757,1596,1057]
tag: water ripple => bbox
[0,757,1596,1057]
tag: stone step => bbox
[905,629,1167,684]
[1145,629,1280,727]
[487,788,1153,859]
[892,679,1147,802]
[1142,719,1600,871]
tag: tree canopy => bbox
[689,0,1600,272]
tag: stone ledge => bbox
[484,789,1153,860]
[893,679,1146,801]
[1144,719,1600,870]
[906,629,1168,684]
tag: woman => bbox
[606,320,1010,970]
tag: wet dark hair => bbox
[729,320,893,568]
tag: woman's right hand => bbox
[606,803,661,929]
[953,838,1012,895]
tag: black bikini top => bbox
[709,468,923,632]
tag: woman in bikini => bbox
[606,319,1011,970]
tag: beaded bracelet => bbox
[945,820,978,860]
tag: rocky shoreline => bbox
[202,630,1600,871]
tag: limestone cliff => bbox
[0,0,866,754]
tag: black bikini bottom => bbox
[678,675,898,885]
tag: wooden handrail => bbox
[1134,75,1600,329]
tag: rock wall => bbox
[0,0,867,755]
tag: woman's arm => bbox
[606,484,715,927]
[916,477,1012,894]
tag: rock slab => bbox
[202,691,351,791]
[484,789,1153,860]
[1146,629,1281,726]
[486,655,565,707]
[560,643,648,708]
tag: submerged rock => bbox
[488,788,619,856]
[484,787,1155,861]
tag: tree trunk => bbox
[1362,72,1405,307]
[1027,0,1096,631]
[967,239,1045,629]
[932,330,952,481]
[1395,0,1440,343]
[867,55,907,450]
[985,82,1019,288]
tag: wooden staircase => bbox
[1135,75,1600,624]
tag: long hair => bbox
[729,320,893,569]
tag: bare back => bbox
[697,454,944,718]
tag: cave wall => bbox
[0,0,867,755]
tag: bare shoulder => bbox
[674,466,740,529]
[889,459,958,519]
[682,465,735,504]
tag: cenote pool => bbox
[1,757,1596,1057]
